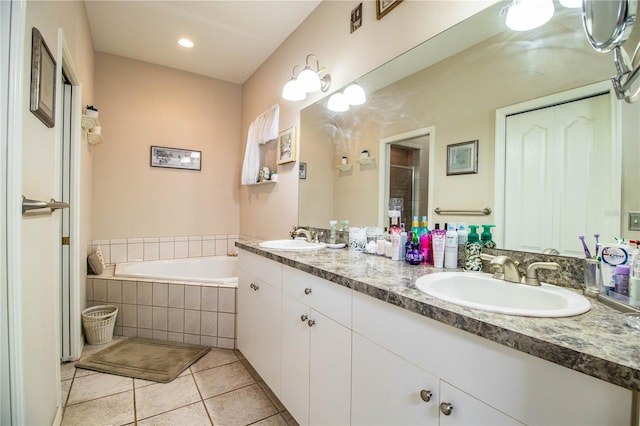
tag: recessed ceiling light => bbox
[178,38,194,48]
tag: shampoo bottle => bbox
[431,229,446,268]
[444,223,458,269]
[457,222,468,245]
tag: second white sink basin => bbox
[415,272,590,317]
[259,239,327,251]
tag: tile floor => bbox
[60,337,297,426]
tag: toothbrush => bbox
[594,233,600,258]
[579,235,592,259]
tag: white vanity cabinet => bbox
[352,291,631,426]
[237,251,282,395]
[280,266,352,426]
[351,333,521,425]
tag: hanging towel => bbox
[241,104,280,185]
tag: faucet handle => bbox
[290,226,297,239]
[522,262,561,286]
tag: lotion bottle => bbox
[444,223,458,269]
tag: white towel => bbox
[241,104,280,185]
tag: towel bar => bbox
[434,207,491,216]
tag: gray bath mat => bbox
[76,337,209,383]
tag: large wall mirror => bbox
[299,1,640,257]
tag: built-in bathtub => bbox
[86,255,238,348]
[115,256,238,284]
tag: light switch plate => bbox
[630,211,640,231]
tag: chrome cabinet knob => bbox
[307,319,316,327]
[439,402,453,416]
[304,288,312,295]
[300,314,308,322]
[419,390,432,403]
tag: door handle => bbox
[22,196,69,215]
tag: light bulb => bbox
[297,67,321,93]
[506,0,554,31]
[327,93,349,112]
[178,38,194,48]
[282,78,305,101]
[344,83,366,105]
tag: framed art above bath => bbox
[376,0,402,20]
[150,146,201,171]
[277,127,297,165]
[29,27,57,128]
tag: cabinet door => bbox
[439,381,522,426]
[237,268,256,362]
[280,294,311,425]
[253,278,281,395]
[351,333,439,425]
[309,310,351,426]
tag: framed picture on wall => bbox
[446,140,478,175]
[376,0,403,20]
[299,162,307,179]
[150,146,201,171]
[30,27,57,128]
[277,127,297,164]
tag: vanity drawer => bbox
[282,265,352,328]
[238,249,282,290]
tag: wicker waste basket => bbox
[82,305,118,345]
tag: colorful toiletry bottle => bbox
[464,225,483,271]
[614,265,630,296]
[419,216,431,264]
[444,223,459,269]
[431,227,446,268]
[457,222,468,246]
[481,225,496,248]
[629,252,640,306]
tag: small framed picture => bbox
[376,0,403,20]
[150,146,201,171]
[447,140,478,176]
[299,162,307,179]
[30,27,57,128]
[277,127,297,164]
[351,3,363,33]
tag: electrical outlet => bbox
[630,211,640,231]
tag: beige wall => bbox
[93,53,242,239]
[240,0,494,239]
[22,1,95,423]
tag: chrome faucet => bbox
[292,227,313,242]
[489,255,522,283]
[522,262,561,286]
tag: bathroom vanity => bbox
[237,241,639,425]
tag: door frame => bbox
[55,29,83,361]
[493,81,620,248]
[378,126,435,228]
[1,0,26,424]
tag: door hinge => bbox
[62,236,70,246]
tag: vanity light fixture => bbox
[281,54,331,101]
[502,0,554,31]
[558,0,581,8]
[327,83,367,112]
[178,38,194,48]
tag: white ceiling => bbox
[84,0,322,85]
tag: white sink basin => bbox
[259,239,327,251]
[415,272,590,317]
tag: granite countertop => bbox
[237,240,640,392]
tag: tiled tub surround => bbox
[89,234,240,265]
[86,268,237,348]
[237,239,640,392]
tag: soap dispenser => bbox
[481,225,496,248]
[464,225,482,271]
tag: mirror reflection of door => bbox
[504,92,619,256]
[383,135,429,229]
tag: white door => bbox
[60,74,72,360]
[504,94,618,256]
[1,0,25,423]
